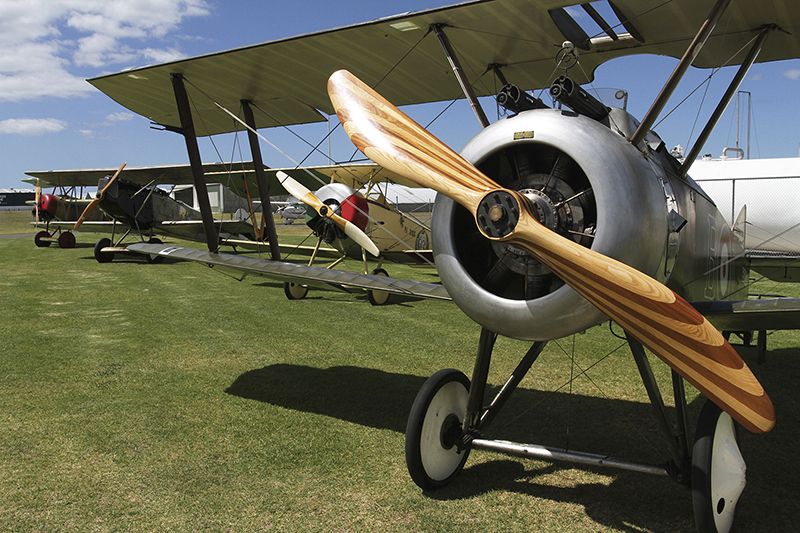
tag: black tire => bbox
[58,232,76,249]
[405,368,471,490]
[146,238,164,264]
[692,399,745,533]
[34,230,51,247]
[283,281,308,300]
[367,268,390,306]
[94,238,114,263]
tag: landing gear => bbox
[367,268,390,306]
[405,368,471,490]
[33,228,75,248]
[404,330,749,532]
[692,400,745,533]
[283,281,308,300]
[34,230,51,247]
[94,238,114,263]
[58,231,76,249]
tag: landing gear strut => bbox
[404,327,748,533]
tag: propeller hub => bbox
[476,191,519,239]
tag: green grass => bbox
[1,223,798,532]
[0,210,38,235]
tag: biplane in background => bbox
[85,0,800,531]
[275,201,305,223]
[26,178,100,248]
[24,161,443,304]
[24,162,261,258]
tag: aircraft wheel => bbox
[283,281,308,300]
[94,238,114,263]
[58,231,76,249]
[405,368,471,490]
[367,268,391,306]
[692,399,745,533]
[34,231,51,247]
[146,238,164,264]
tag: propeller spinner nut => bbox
[476,191,520,238]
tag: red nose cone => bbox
[40,194,58,217]
[340,194,369,231]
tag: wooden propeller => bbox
[74,162,126,230]
[276,171,379,257]
[328,69,774,434]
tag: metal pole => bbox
[433,24,489,129]
[242,100,282,260]
[679,27,772,176]
[171,73,218,252]
[631,0,732,146]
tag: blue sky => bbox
[1,0,799,192]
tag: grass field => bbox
[1,209,798,532]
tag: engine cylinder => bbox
[433,109,670,341]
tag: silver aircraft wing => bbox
[126,242,451,301]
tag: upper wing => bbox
[24,162,421,195]
[126,242,451,300]
[87,0,800,137]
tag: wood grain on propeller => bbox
[328,69,774,434]
[74,162,126,230]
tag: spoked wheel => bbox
[34,230,51,247]
[94,238,114,263]
[406,368,471,490]
[692,399,745,533]
[58,231,76,249]
[146,238,164,264]
[367,268,390,306]
[283,281,308,300]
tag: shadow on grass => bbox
[226,359,799,532]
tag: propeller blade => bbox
[276,171,379,257]
[74,162,126,230]
[328,69,774,434]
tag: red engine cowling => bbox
[341,193,369,231]
[39,193,59,218]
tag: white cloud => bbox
[106,112,134,122]
[783,69,800,81]
[0,118,67,135]
[0,0,210,101]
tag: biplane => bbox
[26,178,99,249]
[275,202,305,223]
[24,162,260,258]
[25,160,442,304]
[84,0,800,531]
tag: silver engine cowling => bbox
[433,108,672,341]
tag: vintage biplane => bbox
[85,0,800,531]
[275,201,305,223]
[26,178,100,248]
[24,162,261,259]
[26,160,442,304]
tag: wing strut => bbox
[242,100,282,260]
[630,0,732,146]
[433,24,489,129]
[679,25,774,176]
[171,73,219,253]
